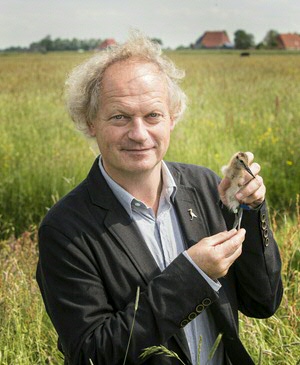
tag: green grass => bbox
[239,204,300,364]
[0,51,299,364]
[0,229,63,364]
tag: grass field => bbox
[0,51,299,364]
[0,51,300,237]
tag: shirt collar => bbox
[98,157,177,218]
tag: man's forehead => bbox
[104,59,162,80]
[101,59,167,93]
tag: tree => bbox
[29,35,103,52]
[234,30,255,49]
[39,35,53,51]
[263,30,279,48]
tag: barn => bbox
[194,31,233,49]
[97,38,117,50]
[277,33,300,50]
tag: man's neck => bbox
[103,163,163,214]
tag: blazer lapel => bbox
[104,209,161,283]
[174,185,211,249]
[86,158,161,283]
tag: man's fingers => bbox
[238,162,260,186]
[188,229,246,280]
[236,175,265,206]
[241,183,266,208]
[205,228,238,247]
[220,229,246,258]
[245,151,254,165]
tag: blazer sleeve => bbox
[221,201,283,318]
[37,224,219,365]
[167,162,283,320]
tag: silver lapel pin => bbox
[188,209,197,221]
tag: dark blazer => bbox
[36,158,283,365]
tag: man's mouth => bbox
[122,146,154,152]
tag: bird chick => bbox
[221,152,255,212]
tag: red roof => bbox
[277,34,300,50]
[195,31,232,49]
[98,38,117,50]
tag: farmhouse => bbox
[277,33,300,50]
[97,38,117,50]
[194,31,233,49]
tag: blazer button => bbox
[180,319,189,328]
[188,312,197,321]
[202,298,212,306]
[261,213,266,222]
[261,221,267,230]
[264,237,269,247]
[196,304,204,313]
[263,229,268,238]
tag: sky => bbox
[1,0,299,49]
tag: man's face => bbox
[89,60,175,182]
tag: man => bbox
[37,33,283,365]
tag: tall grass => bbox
[0,228,63,364]
[0,52,300,237]
[239,198,300,364]
[0,52,95,238]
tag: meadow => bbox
[0,50,299,364]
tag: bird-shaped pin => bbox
[221,152,255,228]
[188,208,197,221]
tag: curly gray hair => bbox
[65,31,187,137]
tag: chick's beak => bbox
[241,161,256,179]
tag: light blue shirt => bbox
[98,158,224,365]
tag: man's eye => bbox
[113,115,124,120]
[149,113,160,118]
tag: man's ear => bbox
[89,123,96,137]
[170,115,176,131]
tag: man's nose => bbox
[127,118,148,142]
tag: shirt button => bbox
[134,202,141,207]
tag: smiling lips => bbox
[121,146,155,152]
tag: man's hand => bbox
[187,229,245,280]
[218,151,266,209]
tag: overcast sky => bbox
[1,0,299,49]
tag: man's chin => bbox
[120,159,161,174]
